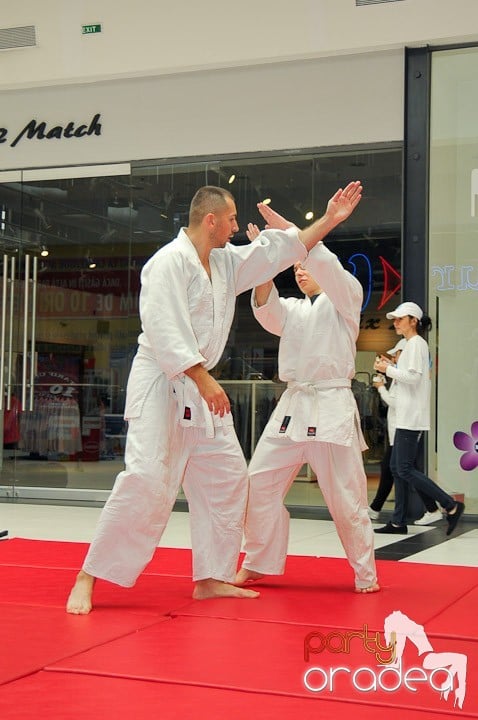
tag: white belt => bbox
[287,379,351,392]
[275,378,352,438]
[172,376,229,439]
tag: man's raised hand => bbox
[256,203,296,231]
[246,223,261,242]
[325,181,362,227]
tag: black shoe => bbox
[446,501,465,536]
[374,522,408,535]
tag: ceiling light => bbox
[262,198,271,205]
[40,245,49,257]
[228,174,236,185]
[305,211,314,221]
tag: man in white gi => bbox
[236,204,379,593]
[67,182,363,614]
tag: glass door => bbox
[0,171,28,498]
[0,164,141,503]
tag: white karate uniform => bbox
[242,241,377,589]
[83,227,307,586]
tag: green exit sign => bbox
[82,24,102,34]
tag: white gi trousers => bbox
[242,430,377,589]
[83,376,248,586]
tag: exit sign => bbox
[82,24,102,34]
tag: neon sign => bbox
[347,253,402,311]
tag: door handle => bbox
[29,255,38,411]
[0,254,7,411]
[21,254,30,411]
[0,256,16,412]
[21,254,38,412]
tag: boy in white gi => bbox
[236,204,379,593]
[67,182,363,614]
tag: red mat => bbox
[0,537,193,576]
[0,564,195,613]
[173,556,478,630]
[0,672,451,720]
[1,539,477,718]
[0,538,90,568]
[426,585,478,639]
[47,614,477,714]
[0,605,163,685]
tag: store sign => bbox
[431,264,478,291]
[347,253,401,311]
[0,113,102,148]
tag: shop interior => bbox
[0,146,402,508]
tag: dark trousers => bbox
[370,440,439,514]
[391,429,455,526]
[370,444,393,511]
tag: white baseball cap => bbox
[387,338,407,356]
[386,301,423,320]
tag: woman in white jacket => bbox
[369,339,442,525]
[374,302,464,536]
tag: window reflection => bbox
[0,147,402,504]
[132,147,402,483]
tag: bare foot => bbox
[235,568,265,586]
[193,578,260,600]
[355,582,381,594]
[66,570,96,614]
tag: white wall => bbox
[0,50,403,171]
[1,0,476,171]
[1,0,477,90]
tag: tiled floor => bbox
[1,502,478,569]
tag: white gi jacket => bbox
[123,227,307,447]
[252,241,366,447]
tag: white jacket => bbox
[124,226,307,435]
[386,334,431,431]
[252,241,365,447]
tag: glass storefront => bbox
[0,146,402,507]
[0,165,138,500]
[429,46,478,513]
